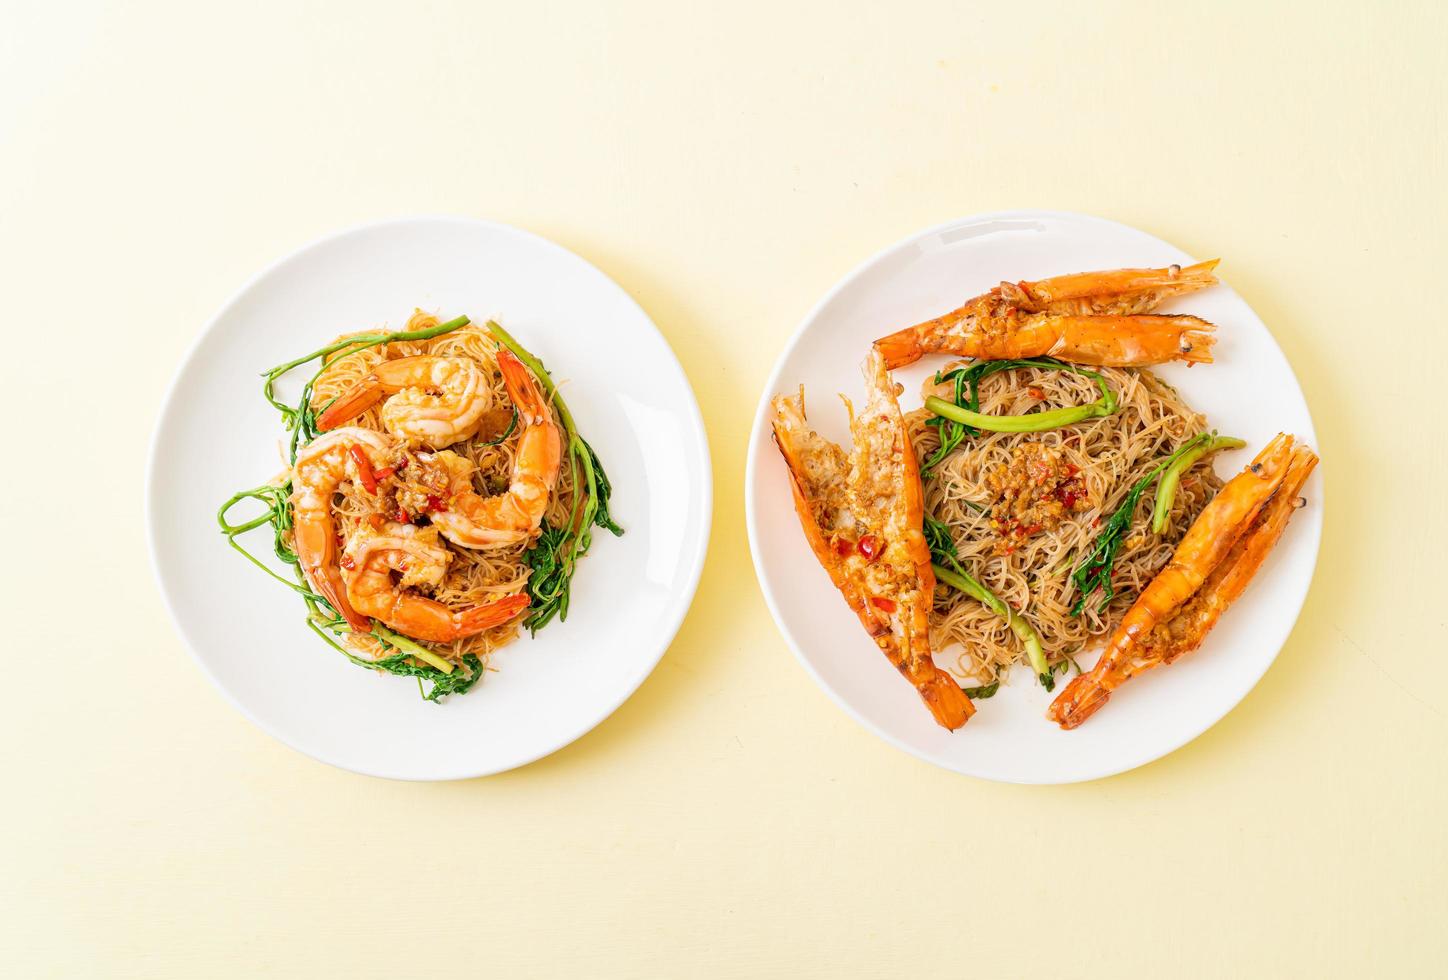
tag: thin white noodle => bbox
[908,363,1223,686]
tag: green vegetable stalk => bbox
[923,514,1054,691]
[921,358,1116,476]
[1150,435,1246,534]
[925,388,1116,433]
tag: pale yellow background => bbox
[3,1,1445,977]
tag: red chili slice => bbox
[425,494,448,513]
[857,534,884,561]
[339,554,355,570]
[869,596,896,613]
[1028,386,1046,400]
[373,466,396,481]
[348,445,378,494]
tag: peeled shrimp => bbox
[315,355,491,449]
[428,349,562,548]
[1047,434,1318,729]
[341,521,529,643]
[874,261,1220,369]
[772,350,975,731]
[290,427,395,631]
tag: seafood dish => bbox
[771,262,1317,729]
[219,311,621,701]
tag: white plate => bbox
[745,211,1321,784]
[148,216,712,780]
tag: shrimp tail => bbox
[1049,674,1112,730]
[496,349,548,422]
[293,520,371,631]
[919,669,976,729]
[458,593,531,633]
[873,327,926,370]
[315,379,384,431]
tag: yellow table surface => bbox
[4,1,1445,976]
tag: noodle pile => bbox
[286,311,578,668]
[907,363,1225,686]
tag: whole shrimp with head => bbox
[1048,433,1319,729]
[874,260,1221,370]
[341,520,530,643]
[772,349,975,730]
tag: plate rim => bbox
[146,213,714,780]
[744,208,1322,784]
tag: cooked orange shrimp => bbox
[772,350,974,731]
[341,521,529,643]
[427,349,562,548]
[874,260,1220,369]
[290,427,395,632]
[315,355,491,449]
[1048,434,1318,729]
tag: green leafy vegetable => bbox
[924,514,1054,691]
[961,680,1000,699]
[920,367,973,477]
[341,649,487,702]
[486,320,623,632]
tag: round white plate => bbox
[149,216,712,780]
[745,210,1321,784]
